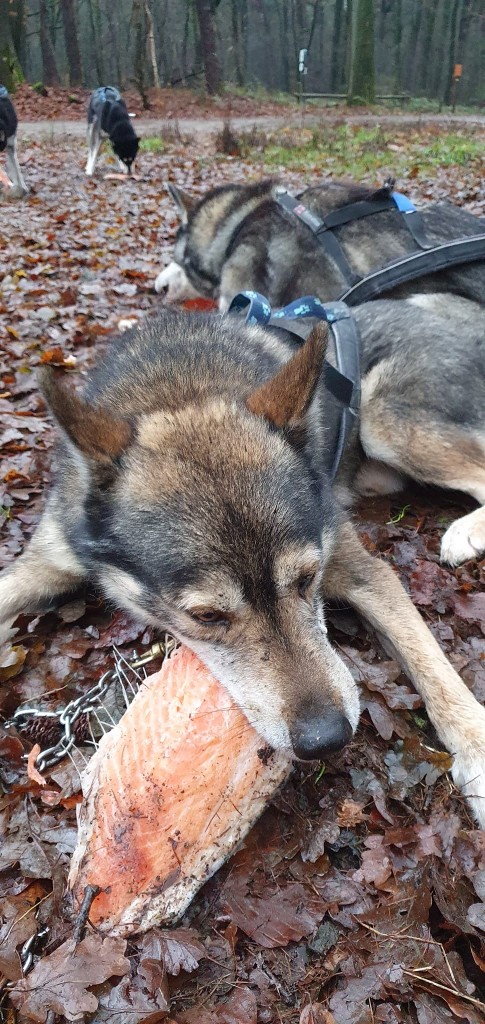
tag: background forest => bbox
[0,0,484,110]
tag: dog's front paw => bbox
[441,510,485,566]
[452,743,485,829]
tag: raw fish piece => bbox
[69,645,292,936]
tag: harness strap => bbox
[227,291,361,481]
[275,190,361,287]
[328,315,361,480]
[390,191,433,249]
[314,195,407,229]
[275,186,437,289]
[275,186,485,300]
[342,234,485,306]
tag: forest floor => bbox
[0,120,485,1024]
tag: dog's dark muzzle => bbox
[290,708,352,760]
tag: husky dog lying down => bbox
[1,303,485,827]
[155,179,485,310]
[155,179,485,568]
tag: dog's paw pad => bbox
[440,512,485,566]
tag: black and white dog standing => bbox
[0,85,28,195]
[85,86,139,176]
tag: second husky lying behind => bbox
[1,301,485,826]
[156,179,485,567]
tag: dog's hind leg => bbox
[5,136,28,195]
[324,520,485,828]
[359,367,485,565]
[85,121,101,176]
[0,508,86,645]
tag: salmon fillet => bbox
[68,645,292,936]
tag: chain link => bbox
[5,639,175,774]
[20,926,50,975]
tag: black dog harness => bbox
[228,292,360,481]
[228,190,485,477]
[275,187,485,305]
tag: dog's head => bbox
[155,181,274,305]
[40,316,359,759]
[111,125,140,173]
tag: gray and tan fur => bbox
[155,180,485,567]
[1,307,485,827]
[155,179,485,310]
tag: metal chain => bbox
[5,638,175,773]
[20,926,50,975]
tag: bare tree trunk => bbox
[181,0,192,82]
[413,0,434,95]
[393,0,402,91]
[60,0,82,86]
[105,2,122,84]
[240,0,248,87]
[231,0,245,87]
[306,0,321,56]
[331,0,345,91]
[279,0,290,92]
[443,0,467,106]
[87,0,104,82]
[348,0,375,104]
[132,0,150,107]
[145,0,160,87]
[0,0,24,90]
[39,0,60,85]
[194,0,222,95]
[10,0,25,68]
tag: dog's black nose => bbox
[290,710,352,760]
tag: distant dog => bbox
[85,86,139,176]
[0,85,28,195]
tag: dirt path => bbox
[18,110,485,141]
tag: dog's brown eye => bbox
[298,573,316,598]
[191,609,227,625]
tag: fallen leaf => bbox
[0,644,26,682]
[336,799,368,827]
[10,933,130,1022]
[223,874,325,948]
[149,927,205,976]
[26,743,46,786]
[466,903,485,931]
[300,1006,336,1024]
[94,931,170,1023]
[353,839,393,888]
[0,894,39,982]
[177,987,257,1023]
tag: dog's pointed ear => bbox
[167,183,195,224]
[246,322,328,428]
[39,368,132,464]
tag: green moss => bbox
[139,136,165,153]
[254,124,483,178]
